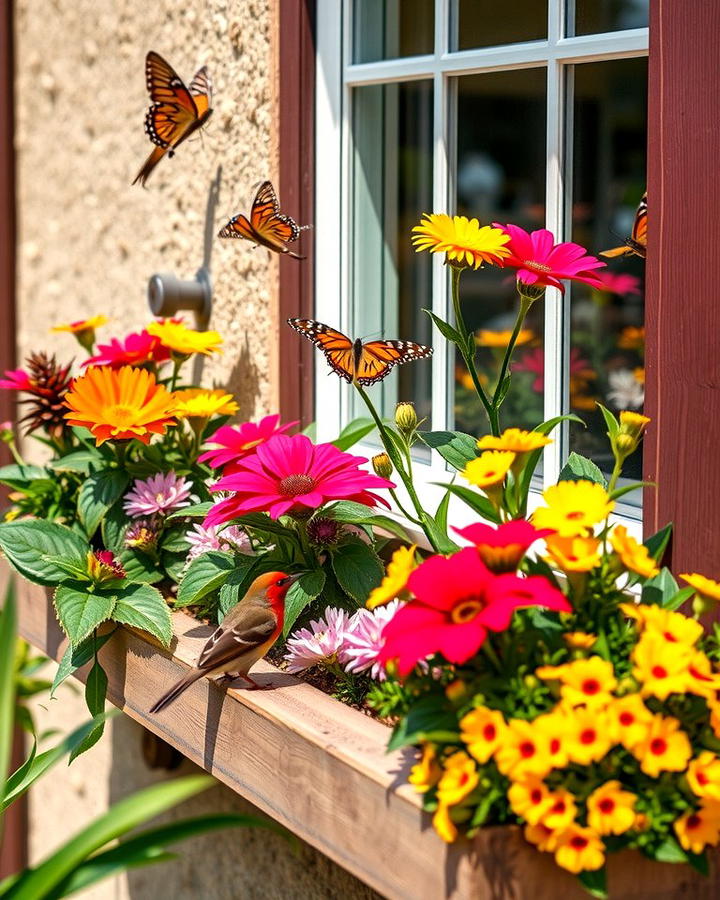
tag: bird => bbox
[149,571,300,713]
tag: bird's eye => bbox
[276,576,289,587]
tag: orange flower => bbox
[687,752,720,801]
[524,822,558,852]
[632,713,692,777]
[63,366,177,445]
[536,657,617,709]
[554,824,605,873]
[674,801,720,854]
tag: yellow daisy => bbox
[674,801,720,854]
[462,450,515,490]
[631,632,693,700]
[632,713,692,777]
[687,752,720,802]
[545,534,602,573]
[366,544,417,609]
[52,315,108,334]
[477,427,552,455]
[553,824,605,874]
[411,213,511,270]
[620,602,703,647]
[476,328,534,348]
[148,320,223,357]
[609,525,659,578]
[533,480,614,538]
[173,388,238,419]
[460,707,506,764]
[680,572,720,603]
[536,657,617,709]
[408,743,441,793]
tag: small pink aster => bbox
[123,471,192,518]
[595,270,642,297]
[0,369,32,391]
[185,523,253,561]
[341,601,401,681]
[284,607,351,673]
[83,330,171,369]
[199,415,297,473]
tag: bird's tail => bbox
[132,146,167,187]
[149,668,205,714]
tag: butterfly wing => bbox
[145,51,198,119]
[250,181,303,256]
[218,214,256,240]
[287,319,355,383]
[600,192,647,259]
[188,65,212,118]
[355,340,434,386]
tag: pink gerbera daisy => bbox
[185,523,253,561]
[284,607,351,673]
[0,369,32,391]
[123,471,192,518]
[342,601,401,681]
[83,330,171,369]
[494,224,606,293]
[199,415,297,472]
[204,433,395,525]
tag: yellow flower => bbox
[564,632,597,650]
[408,743,441,793]
[564,707,613,765]
[633,367,646,385]
[674,801,720,854]
[433,802,459,842]
[608,694,652,750]
[477,428,552,455]
[686,651,720,698]
[539,788,577,832]
[366,544,417,609]
[631,632,693,700]
[173,388,238,419]
[462,450,515,490]
[620,602,703,646]
[460,707,506,764]
[632,714,692,777]
[495,719,552,779]
[524,822,558,853]
[476,328,534,348]
[554,824,605,874]
[680,573,720,602]
[609,525,659,578]
[687,752,720,801]
[532,708,571,770]
[586,781,637,835]
[535,657,617,709]
[52,315,108,334]
[508,775,553,826]
[148,320,223,357]
[411,213,511,270]
[545,535,602,573]
[618,410,651,436]
[617,326,645,349]
[436,751,478,806]
[532,480,614,538]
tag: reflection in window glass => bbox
[353,0,435,64]
[569,58,647,481]
[570,0,648,36]
[350,81,434,425]
[454,69,547,438]
[453,0,547,51]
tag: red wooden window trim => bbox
[277,0,315,428]
[643,1,720,574]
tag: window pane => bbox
[569,58,648,485]
[454,69,547,438]
[350,80,434,425]
[353,0,434,64]
[452,0,547,51]
[570,0,648,36]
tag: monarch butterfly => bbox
[287,318,433,386]
[132,51,213,187]
[218,181,307,259]
[600,192,647,259]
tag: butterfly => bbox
[132,51,213,187]
[218,181,307,259]
[287,319,433,386]
[600,192,647,259]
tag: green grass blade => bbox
[0,581,17,817]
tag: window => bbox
[315,0,648,521]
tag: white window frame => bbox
[314,0,649,537]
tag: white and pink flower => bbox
[284,606,351,673]
[123,471,192,518]
[185,523,253,561]
[341,601,401,681]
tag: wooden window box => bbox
[14,576,719,900]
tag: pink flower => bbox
[204,433,394,525]
[454,521,553,573]
[83,330,171,369]
[595,270,642,297]
[0,369,32,391]
[513,346,594,392]
[494,224,606,293]
[199,415,296,472]
[284,606,351,673]
[123,471,192,518]
[379,548,570,676]
[88,550,126,583]
[342,601,401,681]
[185,523,253,561]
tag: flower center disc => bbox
[108,404,138,425]
[522,259,553,273]
[279,473,317,497]
[451,599,484,624]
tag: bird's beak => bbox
[287,573,303,585]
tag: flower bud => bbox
[619,411,651,440]
[614,433,637,455]
[124,518,159,554]
[523,675,539,690]
[516,281,546,303]
[87,550,126,584]
[372,452,393,479]
[693,593,716,619]
[395,401,418,434]
[0,421,13,443]
[306,515,342,546]
[445,679,467,702]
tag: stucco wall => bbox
[15,1,378,897]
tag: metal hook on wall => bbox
[147,268,212,330]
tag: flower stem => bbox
[491,294,534,412]
[607,458,623,494]
[389,488,422,525]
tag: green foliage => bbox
[326,500,410,541]
[332,417,376,451]
[53,583,116,644]
[419,431,478,471]
[176,551,236,608]
[558,452,607,487]
[77,469,130,537]
[331,539,383,603]
[0,520,88,586]
[283,570,327,637]
[109,583,172,646]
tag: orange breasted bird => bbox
[149,571,299,714]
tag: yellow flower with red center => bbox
[631,632,693,700]
[686,651,720,698]
[532,708,571,770]
[408,743,441,793]
[477,427,552,455]
[564,632,597,650]
[462,450,516,490]
[436,751,479,806]
[147,320,223,357]
[621,602,703,647]
[476,328,534,348]
[508,776,553,826]
[63,366,177,446]
[687,752,720,801]
[632,713,692,777]
[494,719,553,779]
[545,534,602,573]
[411,213,511,270]
[536,657,617,709]
[674,801,720,854]
[366,544,417,609]
[609,525,659,578]
[608,694,652,750]
[52,315,108,334]
[532,480,614,538]
[172,388,238,419]
[564,707,613,766]
[586,781,637,835]
[553,824,605,874]
[460,707,506,764]
[538,788,577,832]
[524,822,558,852]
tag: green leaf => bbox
[495,373,512,406]
[101,502,129,553]
[326,501,410,541]
[176,551,235,608]
[596,402,620,440]
[434,487,452,536]
[69,662,108,762]
[641,569,691,610]
[558,452,607,487]
[577,867,608,899]
[0,583,17,809]
[332,417,376,451]
[421,511,459,554]
[644,523,672,563]
[78,469,130,538]
[0,463,51,488]
[387,695,459,752]
[424,309,463,345]
[653,836,688,863]
[51,631,116,699]
[331,540,383,603]
[42,556,91,582]
[160,527,191,553]
[54,583,116,645]
[608,481,654,502]
[231,512,297,539]
[118,550,163,585]
[109,583,172,646]
[0,520,89,586]
[48,449,100,475]
[165,501,213,522]
[283,570,326,637]
[433,483,501,523]
[517,414,585,511]
[419,431,478,471]
[161,551,188,584]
